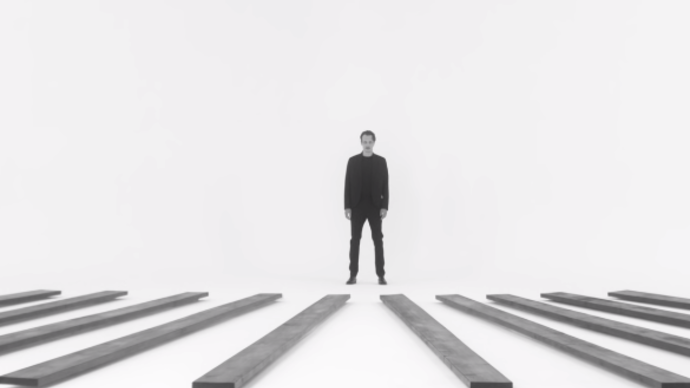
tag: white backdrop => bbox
[1,0,690,285]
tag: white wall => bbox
[1,0,689,283]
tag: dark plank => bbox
[0,291,61,308]
[541,292,690,328]
[488,294,690,357]
[0,293,281,387]
[609,290,690,310]
[0,291,127,327]
[193,294,349,388]
[437,294,690,388]
[381,294,512,388]
[0,292,208,355]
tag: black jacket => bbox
[344,152,389,210]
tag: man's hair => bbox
[360,130,376,142]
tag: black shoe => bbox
[346,277,356,285]
[378,277,387,285]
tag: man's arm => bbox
[344,158,351,210]
[382,157,389,210]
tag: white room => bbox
[1,1,690,387]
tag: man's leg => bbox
[368,203,385,278]
[349,203,366,278]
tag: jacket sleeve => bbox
[344,158,351,209]
[382,157,389,210]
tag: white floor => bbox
[1,269,689,388]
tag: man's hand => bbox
[380,208,387,219]
[345,208,351,220]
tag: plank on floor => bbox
[0,291,127,327]
[193,294,349,388]
[0,293,281,387]
[437,294,690,388]
[0,291,61,308]
[541,292,690,328]
[0,292,208,355]
[488,294,690,357]
[382,294,512,388]
[609,290,690,310]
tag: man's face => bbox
[361,135,375,153]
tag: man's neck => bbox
[362,151,373,157]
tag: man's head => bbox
[360,130,376,154]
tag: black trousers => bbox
[349,196,385,277]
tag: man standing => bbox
[344,130,389,285]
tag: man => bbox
[344,130,389,285]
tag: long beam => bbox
[0,293,281,387]
[0,291,126,326]
[488,294,690,357]
[437,294,690,388]
[609,290,690,310]
[382,294,512,388]
[0,291,61,307]
[0,292,208,355]
[541,292,690,328]
[192,294,349,388]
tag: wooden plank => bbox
[192,294,349,388]
[0,293,281,387]
[541,292,690,328]
[0,292,208,355]
[0,291,126,327]
[381,294,512,388]
[437,294,690,388]
[0,291,61,307]
[609,290,690,310]
[488,294,690,357]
